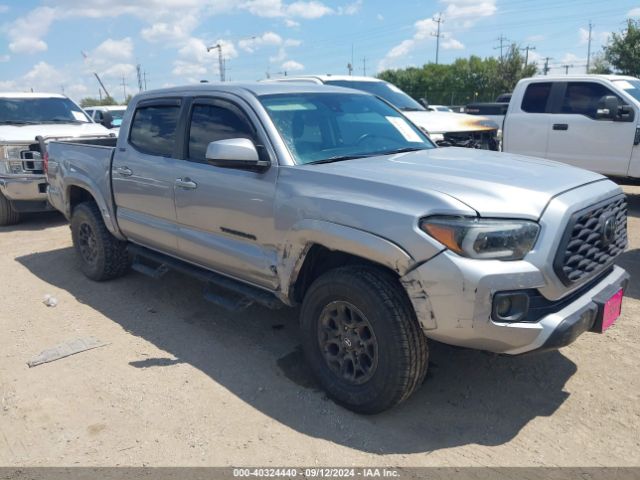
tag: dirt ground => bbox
[1,187,639,468]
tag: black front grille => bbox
[554,195,627,286]
[441,130,499,151]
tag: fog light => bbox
[492,292,530,323]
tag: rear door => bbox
[112,99,183,254]
[173,95,280,289]
[503,81,553,158]
[545,81,635,176]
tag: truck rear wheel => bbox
[70,202,130,281]
[0,191,21,226]
[300,265,428,414]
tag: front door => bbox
[173,96,279,289]
[546,81,635,176]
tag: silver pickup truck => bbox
[46,83,629,413]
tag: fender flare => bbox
[63,177,125,240]
[277,219,415,303]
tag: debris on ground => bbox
[42,294,58,307]
[27,336,109,368]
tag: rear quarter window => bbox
[521,82,552,113]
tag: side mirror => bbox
[419,98,429,108]
[100,111,114,129]
[205,138,270,171]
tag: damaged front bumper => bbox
[401,251,629,355]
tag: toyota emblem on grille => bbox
[600,214,617,246]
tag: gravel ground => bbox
[0,186,639,467]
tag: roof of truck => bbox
[267,75,383,84]
[521,74,639,82]
[0,92,67,98]
[135,82,368,99]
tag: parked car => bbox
[426,105,454,113]
[46,83,629,413]
[0,92,114,225]
[269,75,500,150]
[83,105,126,132]
[503,75,640,179]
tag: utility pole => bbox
[542,57,553,75]
[207,44,225,82]
[520,45,536,67]
[561,64,573,75]
[143,71,148,91]
[586,21,593,73]
[494,34,509,62]
[347,62,353,75]
[136,64,143,92]
[120,75,127,102]
[432,13,444,65]
[362,57,367,76]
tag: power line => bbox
[431,13,444,65]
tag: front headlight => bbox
[420,216,540,260]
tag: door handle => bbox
[552,123,569,131]
[175,178,198,190]
[115,166,133,176]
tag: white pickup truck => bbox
[0,92,113,225]
[503,75,640,179]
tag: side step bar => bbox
[128,244,283,312]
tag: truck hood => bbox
[302,147,605,219]
[0,123,113,143]
[403,110,498,134]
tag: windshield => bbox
[0,97,91,125]
[108,109,125,127]
[613,79,640,102]
[260,92,434,165]
[324,80,426,111]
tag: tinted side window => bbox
[521,82,552,113]
[129,105,180,157]
[188,104,255,161]
[561,82,621,119]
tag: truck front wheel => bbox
[0,191,21,226]
[70,202,130,281]
[300,265,428,414]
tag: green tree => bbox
[589,52,612,74]
[378,48,536,106]
[604,19,640,76]
[79,96,117,107]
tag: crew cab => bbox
[503,75,640,179]
[0,92,113,225]
[269,75,500,150]
[46,83,629,413]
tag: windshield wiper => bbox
[0,120,40,125]
[306,153,372,165]
[399,107,424,112]
[40,119,84,124]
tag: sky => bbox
[0,0,638,102]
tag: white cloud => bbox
[0,54,9,62]
[578,27,611,47]
[239,32,283,52]
[337,0,362,15]
[282,60,304,71]
[7,7,56,54]
[629,7,640,17]
[286,1,333,19]
[141,15,198,43]
[526,34,545,42]
[284,18,300,27]
[0,4,9,13]
[441,0,496,20]
[442,37,464,50]
[94,38,134,62]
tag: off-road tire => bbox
[300,265,429,414]
[0,191,21,226]
[70,202,130,281]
